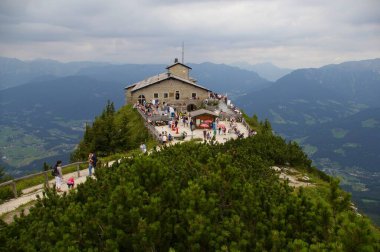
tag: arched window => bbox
[138,94,146,104]
[175,91,180,100]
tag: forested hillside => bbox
[0,57,269,176]
[71,102,154,161]
[237,58,380,225]
[1,124,379,250]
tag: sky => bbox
[0,0,379,69]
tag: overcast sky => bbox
[0,0,379,68]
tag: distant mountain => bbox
[0,57,107,90]
[0,57,270,98]
[231,62,293,81]
[236,58,380,223]
[0,58,270,176]
[77,62,270,97]
[189,62,270,96]
[238,58,380,130]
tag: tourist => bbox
[54,160,63,192]
[67,177,75,190]
[88,152,97,176]
[162,134,167,144]
[158,134,163,144]
[206,131,211,140]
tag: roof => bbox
[166,62,192,70]
[125,72,210,92]
[189,109,218,118]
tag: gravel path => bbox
[0,167,92,217]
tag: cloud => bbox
[0,0,379,68]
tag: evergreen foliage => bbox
[1,136,379,250]
[71,102,152,161]
[0,166,14,203]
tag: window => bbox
[154,93,159,98]
[192,93,197,99]
[175,91,180,100]
[164,93,168,98]
[138,95,146,104]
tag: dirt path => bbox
[0,167,92,223]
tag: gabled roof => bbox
[189,109,218,118]
[125,72,210,92]
[166,62,192,70]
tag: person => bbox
[54,160,63,192]
[67,177,75,189]
[140,143,147,153]
[207,131,211,140]
[158,134,163,144]
[203,129,207,140]
[88,152,97,176]
[162,134,167,144]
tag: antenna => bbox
[182,41,184,64]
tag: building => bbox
[189,109,218,129]
[125,59,212,112]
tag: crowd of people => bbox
[50,95,255,192]
[131,92,256,146]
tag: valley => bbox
[0,57,379,225]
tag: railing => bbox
[0,161,86,199]
[241,118,252,131]
[136,107,170,122]
[145,122,161,141]
[137,108,169,141]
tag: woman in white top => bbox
[54,160,63,192]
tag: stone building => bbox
[125,59,211,112]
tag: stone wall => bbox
[167,64,189,79]
[126,78,209,108]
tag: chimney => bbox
[174,58,178,63]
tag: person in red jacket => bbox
[67,177,75,189]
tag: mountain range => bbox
[0,56,379,224]
[236,58,380,223]
[0,57,269,175]
[231,61,293,81]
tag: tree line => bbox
[71,101,152,161]
[1,128,379,250]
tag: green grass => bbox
[270,109,287,124]
[0,126,58,167]
[334,148,346,156]
[331,128,349,139]
[302,144,318,156]
[362,199,379,204]
[303,114,316,125]
[14,163,87,193]
[294,136,309,144]
[362,119,379,128]
[343,143,360,148]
